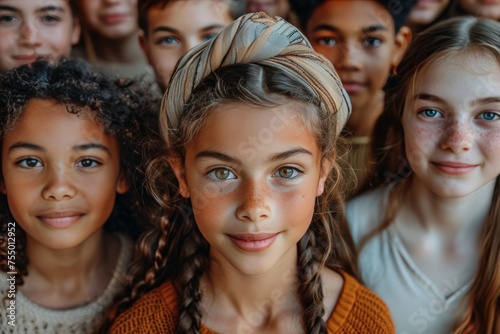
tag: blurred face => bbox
[0,0,80,71]
[306,0,407,120]
[1,99,128,250]
[78,0,137,39]
[403,54,500,198]
[246,0,290,18]
[458,0,500,20]
[408,0,450,26]
[170,102,330,276]
[139,0,232,92]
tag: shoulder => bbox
[110,281,178,334]
[345,186,391,245]
[327,271,395,334]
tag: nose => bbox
[336,42,362,71]
[42,163,77,201]
[183,37,202,54]
[19,20,42,47]
[235,179,271,223]
[439,119,473,153]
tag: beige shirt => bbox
[346,186,471,334]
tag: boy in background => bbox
[138,0,235,92]
[0,0,80,71]
[292,0,415,188]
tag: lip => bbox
[341,82,366,94]
[12,55,40,64]
[228,233,279,252]
[432,161,478,175]
[37,211,84,228]
[100,13,129,24]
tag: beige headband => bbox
[161,12,351,141]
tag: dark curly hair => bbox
[0,58,164,288]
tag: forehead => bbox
[411,52,500,104]
[308,0,395,35]
[0,0,71,13]
[147,0,232,32]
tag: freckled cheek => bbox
[190,185,234,221]
[276,188,316,228]
[405,125,439,165]
[479,131,500,161]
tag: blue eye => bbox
[273,167,300,179]
[203,33,217,41]
[17,158,42,168]
[0,15,17,24]
[420,108,442,118]
[208,168,236,181]
[363,37,382,48]
[76,159,100,168]
[41,15,61,24]
[158,36,179,45]
[316,37,336,47]
[477,111,500,121]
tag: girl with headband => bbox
[107,12,394,334]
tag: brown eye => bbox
[275,167,298,179]
[18,158,42,168]
[210,168,235,181]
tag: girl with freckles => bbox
[347,17,500,334]
[107,12,395,334]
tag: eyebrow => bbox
[414,93,446,104]
[8,142,110,154]
[266,148,313,163]
[311,23,387,34]
[0,5,66,13]
[195,150,240,165]
[471,97,500,106]
[415,93,500,106]
[152,24,225,35]
[195,148,313,164]
[36,5,66,14]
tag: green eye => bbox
[274,167,299,179]
[209,168,236,181]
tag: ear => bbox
[391,26,412,68]
[167,155,190,198]
[71,18,82,45]
[138,31,152,65]
[316,156,335,197]
[115,173,129,195]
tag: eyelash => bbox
[206,166,304,183]
[16,157,42,168]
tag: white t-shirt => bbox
[346,186,471,334]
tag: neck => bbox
[201,246,301,329]
[87,31,145,65]
[402,177,495,240]
[344,91,384,137]
[21,231,120,308]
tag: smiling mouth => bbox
[37,212,84,228]
[432,161,478,175]
[228,233,279,252]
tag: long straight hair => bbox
[359,17,500,333]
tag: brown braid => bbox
[297,228,327,334]
[173,215,210,334]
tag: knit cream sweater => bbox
[0,234,132,334]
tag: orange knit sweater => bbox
[110,271,394,333]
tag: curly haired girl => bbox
[0,58,161,333]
